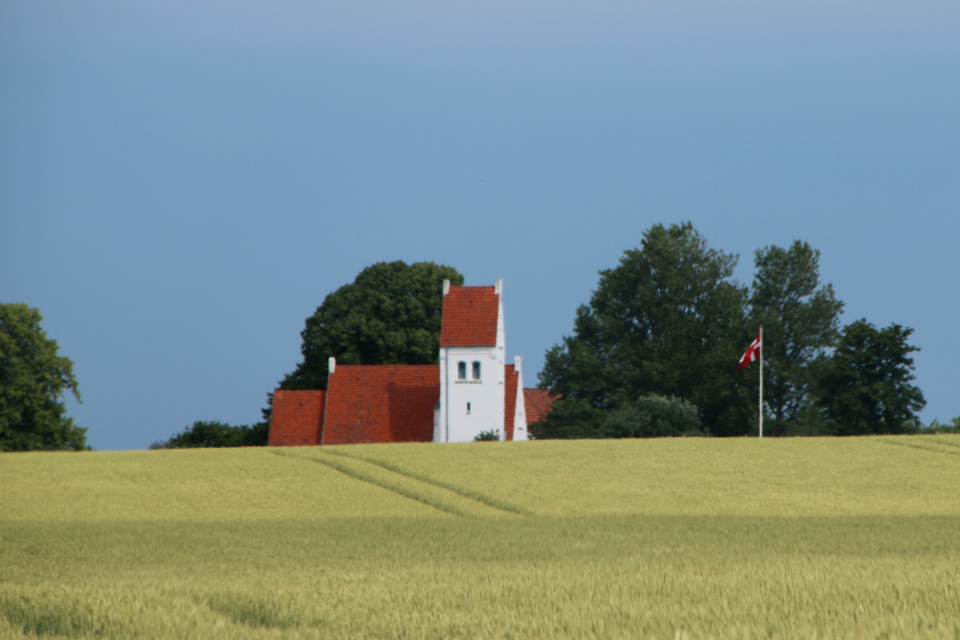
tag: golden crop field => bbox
[2,435,960,639]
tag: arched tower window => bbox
[472,361,481,381]
[457,361,467,381]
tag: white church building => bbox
[269,279,555,446]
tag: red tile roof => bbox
[504,365,519,441]
[269,390,326,446]
[440,285,499,347]
[322,365,439,445]
[524,388,559,426]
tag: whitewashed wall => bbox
[435,283,506,443]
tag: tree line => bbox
[532,222,927,439]
[0,229,948,451]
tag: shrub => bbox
[150,421,268,449]
[528,397,605,440]
[474,430,501,442]
[923,417,960,434]
[602,394,706,438]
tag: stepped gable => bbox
[524,388,559,426]
[322,365,440,445]
[440,285,499,347]
[504,364,519,441]
[269,390,325,446]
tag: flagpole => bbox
[759,325,763,439]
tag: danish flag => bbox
[739,331,762,369]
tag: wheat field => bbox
[2,435,959,638]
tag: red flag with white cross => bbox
[739,331,762,369]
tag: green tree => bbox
[150,421,268,449]
[816,320,925,435]
[280,261,464,391]
[602,394,706,439]
[539,223,754,436]
[0,303,88,451]
[750,241,843,435]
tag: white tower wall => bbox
[435,280,506,443]
[439,346,504,442]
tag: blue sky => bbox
[2,0,958,450]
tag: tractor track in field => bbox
[270,449,526,518]
[322,448,533,517]
[880,438,960,458]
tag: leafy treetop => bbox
[750,241,843,434]
[538,222,754,436]
[816,319,925,435]
[280,261,464,391]
[0,303,88,451]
